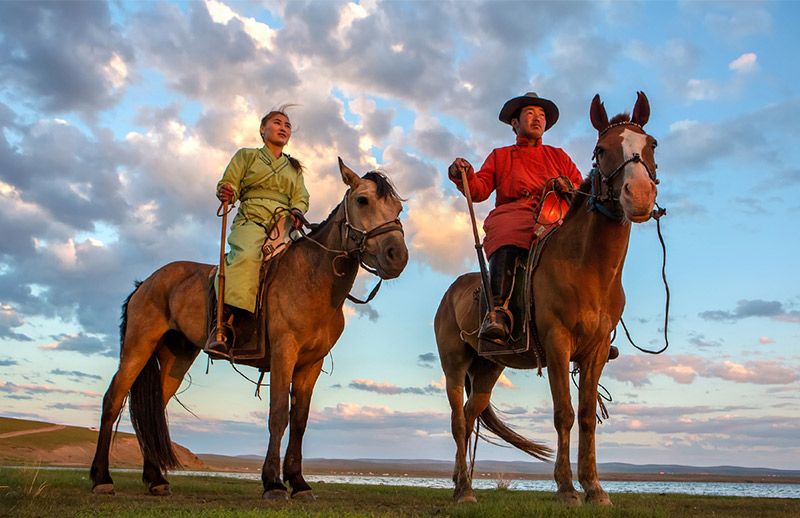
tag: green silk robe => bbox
[216,146,309,312]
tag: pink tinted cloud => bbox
[603,354,799,386]
[0,381,100,397]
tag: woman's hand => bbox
[217,184,234,202]
[448,158,473,180]
[290,208,308,229]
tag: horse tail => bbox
[478,404,554,462]
[129,354,180,473]
[119,280,143,358]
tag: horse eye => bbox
[651,140,658,150]
[357,196,368,206]
[594,146,604,157]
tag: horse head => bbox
[338,158,409,279]
[589,92,658,223]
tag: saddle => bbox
[476,209,562,365]
[205,215,298,364]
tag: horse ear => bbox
[339,157,360,188]
[590,94,609,132]
[632,91,650,127]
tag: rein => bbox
[298,188,404,304]
[586,121,670,355]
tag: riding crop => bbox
[459,165,496,324]
[208,200,229,350]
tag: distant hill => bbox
[0,416,201,468]
[3,417,799,484]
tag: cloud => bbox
[699,299,799,323]
[417,353,438,368]
[0,358,19,367]
[0,1,133,115]
[349,378,444,396]
[729,53,757,72]
[50,368,103,381]
[0,381,100,397]
[39,333,116,357]
[604,354,800,387]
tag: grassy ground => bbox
[1,467,798,518]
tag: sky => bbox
[1,0,799,472]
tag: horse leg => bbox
[577,356,611,506]
[458,361,504,502]
[282,358,324,500]
[547,349,581,506]
[445,369,473,503]
[90,329,164,494]
[261,349,297,500]
[139,339,200,496]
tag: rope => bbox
[620,203,670,355]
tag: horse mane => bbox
[362,171,406,202]
[609,113,630,125]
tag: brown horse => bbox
[435,92,658,506]
[90,159,408,500]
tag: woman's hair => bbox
[260,105,304,172]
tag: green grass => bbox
[1,467,798,518]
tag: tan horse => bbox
[435,92,658,506]
[90,159,408,500]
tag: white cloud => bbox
[729,52,757,72]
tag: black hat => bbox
[498,92,559,131]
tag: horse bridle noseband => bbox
[340,189,404,269]
[588,122,659,221]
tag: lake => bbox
[178,470,800,499]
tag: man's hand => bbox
[448,158,474,180]
[217,184,234,202]
[552,176,573,196]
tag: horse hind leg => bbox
[137,331,198,496]
[91,331,166,494]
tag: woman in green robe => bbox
[205,108,309,356]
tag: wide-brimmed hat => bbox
[498,92,559,131]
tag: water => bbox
[170,470,800,499]
[7,466,798,499]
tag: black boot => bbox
[478,246,524,344]
[204,304,234,359]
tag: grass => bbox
[1,467,798,518]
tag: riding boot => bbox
[478,246,523,343]
[204,304,235,359]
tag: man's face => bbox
[512,105,546,140]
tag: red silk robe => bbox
[451,135,582,258]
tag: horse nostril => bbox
[386,247,395,262]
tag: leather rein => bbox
[584,121,670,355]
[299,188,404,304]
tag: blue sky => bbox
[1,1,798,471]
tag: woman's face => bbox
[261,113,292,148]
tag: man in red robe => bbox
[449,93,582,347]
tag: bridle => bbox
[586,121,670,356]
[299,187,404,303]
[588,122,659,222]
[339,188,404,274]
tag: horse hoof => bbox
[149,484,172,496]
[587,492,612,506]
[556,490,582,507]
[262,489,289,501]
[92,483,115,495]
[292,489,316,500]
[456,493,477,504]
